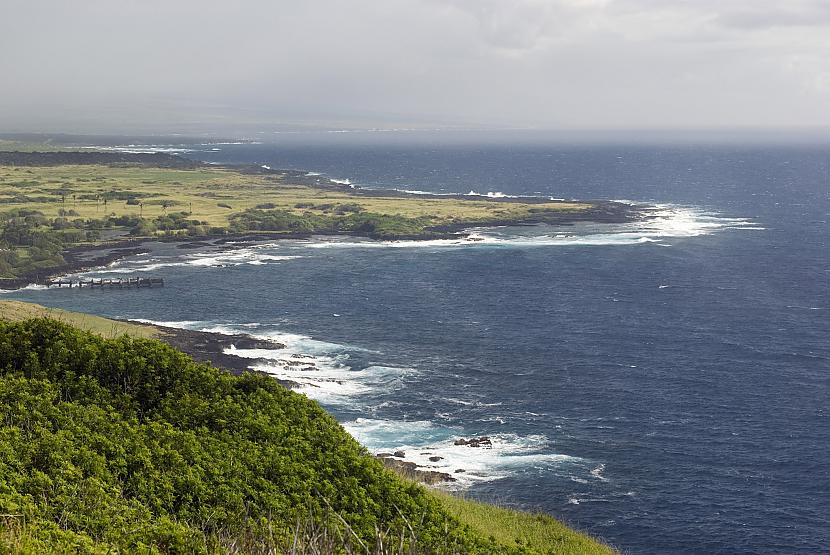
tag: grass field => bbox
[0,300,158,338]
[435,492,615,555]
[0,139,67,153]
[0,163,588,228]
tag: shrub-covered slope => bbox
[0,318,615,554]
[0,319,509,553]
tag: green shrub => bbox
[0,319,509,554]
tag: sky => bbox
[2,0,830,135]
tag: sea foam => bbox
[83,248,303,275]
[304,205,763,251]
[344,418,583,488]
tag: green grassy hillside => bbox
[0,300,158,339]
[0,318,613,554]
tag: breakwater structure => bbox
[46,277,164,289]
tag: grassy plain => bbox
[0,160,593,278]
[0,163,588,229]
[0,140,67,152]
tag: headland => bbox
[0,150,643,288]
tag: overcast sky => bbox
[2,0,830,135]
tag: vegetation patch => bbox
[0,319,518,553]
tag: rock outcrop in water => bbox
[453,436,493,448]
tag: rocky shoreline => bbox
[0,150,647,289]
[150,324,286,376]
[109,313,491,487]
[374,438,495,486]
[136,320,473,486]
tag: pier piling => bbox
[46,277,164,289]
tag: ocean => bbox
[8,136,830,554]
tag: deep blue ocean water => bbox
[8,139,830,554]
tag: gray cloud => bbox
[1,0,829,134]
[713,1,830,29]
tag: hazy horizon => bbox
[5,128,830,148]
[3,0,830,135]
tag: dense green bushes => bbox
[229,208,445,240]
[0,320,515,554]
[229,209,332,234]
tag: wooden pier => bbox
[46,277,164,289]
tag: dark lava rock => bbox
[376,455,456,485]
[231,337,285,350]
[428,456,443,462]
[453,436,492,448]
[153,326,289,378]
[393,450,406,458]
[454,469,466,473]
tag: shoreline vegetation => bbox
[0,149,623,552]
[0,149,641,288]
[0,302,616,554]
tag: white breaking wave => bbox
[344,418,582,488]
[393,188,566,201]
[178,324,390,406]
[81,145,196,154]
[397,189,456,196]
[86,249,303,275]
[123,319,385,404]
[0,283,49,293]
[130,319,207,328]
[247,358,412,405]
[185,250,301,267]
[466,190,517,199]
[641,204,765,236]
[304,204,763,251]
[199,142,262,146]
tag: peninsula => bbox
[0,150,639,286]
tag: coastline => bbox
[0,297,463,486]
[0,150,647,486]
[0,150,646,290]
[125,320,465,485]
